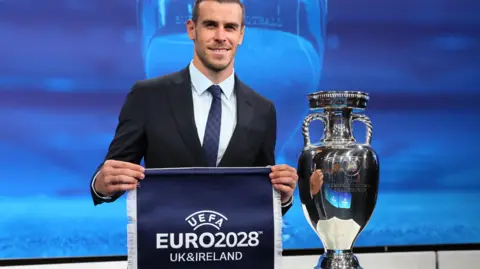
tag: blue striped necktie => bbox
[203,84,222,167]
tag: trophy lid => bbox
[307,90,369,110]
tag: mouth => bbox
[208,48,230,54]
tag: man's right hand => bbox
[94,160,145,197]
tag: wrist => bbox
[281,195,293,206]
[94,176,105,195]
[93,171,112,198]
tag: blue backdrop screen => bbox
[1,0,479,259]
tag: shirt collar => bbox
[189,61,235,100]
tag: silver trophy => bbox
[297,91,380,269]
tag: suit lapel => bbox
[166,68,254,167]
[167,66,208,166]
[219,77,254,166]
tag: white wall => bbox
[438,250,480,269]
[4,251,480,269]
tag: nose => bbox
[214,27,227,41]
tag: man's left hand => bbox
[269,164,298,204]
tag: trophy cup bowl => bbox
[297,91,380,269]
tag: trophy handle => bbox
[302,113,327,148]
[352,114,373,145]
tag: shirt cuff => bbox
[281,195,293,208]
[91,171,112,200]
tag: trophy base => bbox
[314,250,363,269]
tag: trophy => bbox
[297,91,380,269]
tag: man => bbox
[90,0,298,215]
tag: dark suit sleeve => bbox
[254,103,293,215]
[253,102,276,167]
[90,82,148,205]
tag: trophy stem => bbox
[314,249,363,269]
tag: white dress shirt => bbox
[189,61,237,165]
[92,61,293,207]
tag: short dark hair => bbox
[191,0,246,26]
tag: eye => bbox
[204,21,217,28]
[224,25,237,31]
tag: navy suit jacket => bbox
[89,65,292,215]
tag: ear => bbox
[186,19,196,41]
[238,25,245,45]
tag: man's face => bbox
[187,1,244,72]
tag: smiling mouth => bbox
[209,48,230,52]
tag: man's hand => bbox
[310,169,324,196]
[269,164,298,204]
[94,160,145,197]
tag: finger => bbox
[272,180,296,191]
[108,183,137,193]
[288,166,297,173]
[269,170,293,178]
[271,176,295,186]
[311,170,324,180]
[273,183,293,194]
[270,164,289,171]
[111,168,145,180]
[311,176,323,186]
[107,160,145,172]
[107,175,138,185]
[271,165,297,176]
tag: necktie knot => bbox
[207,85,222,100]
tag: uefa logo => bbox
[155,209,263,263]
[185,210,228,231]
